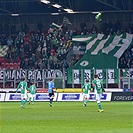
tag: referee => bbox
[48,78,55,107]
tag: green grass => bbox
[0,102,133,133]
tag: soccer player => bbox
[28,82,37,105]
[48,78,55,107]
[16,76,28,108]
[82,79,91,107]
[92,74,105,113]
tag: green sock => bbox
[22,100,27,106]
[29,98,31,102]
[97,103,102,110]
[85,100,89,103]
[32,98,35,103]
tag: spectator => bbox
[7,36,13,50]
[31,54,36,65]
[128,19,133,34]
[5,50,12,63]
[42,56,48,69]
[0,18,132,70]
[10,24,16,34]
[21,23,29,33]
[35,47,42,61]
[24,42,30,56]
[19,45,25,61]
[80,21,87,33]
[54,61,61,69]
[12,46,19,63]
[91,24,98,34]
[42,46,47,57]
[23,58,29,69]
[37,22,43,32]
[37,58,42,69]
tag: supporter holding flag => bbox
[51,16,72,31]
[62,16,72,25]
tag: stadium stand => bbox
[0,18,133,70]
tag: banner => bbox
[108,69,119,83]
[111,92,133,101]
[120,69,133,77]
[5,93,57,101]
[35,93,57,101]
[73,69,91,84]
[96,69,106,83]
[57,93,83,101]
[84,69,91,80]
[70,33,133,70]
[5,93,21,101]
[0,93,5,101]
[67,33,133,84]
[0,45,8,57]
[0,69,63,81]
[73,70,80,84]
[96,69,118,84]
[68,69,119,84]
[57,93,111,101]
[89,93,112,101]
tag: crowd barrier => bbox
[0,92,132,102]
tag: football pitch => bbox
[0,102,132,133]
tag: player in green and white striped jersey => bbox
[28,82,37,105]
[92,74,105,112]
[16,76,28,108]
[82,79,91,107]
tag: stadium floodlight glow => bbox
[64,8,74,13]
[11,14,19,16]
[52,4,61,9]
[41,0,50,4]
[51,13,59,15]
[92,12,101,14]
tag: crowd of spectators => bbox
[0,22,77,70]
[0,18,133,70]
[119,49,133,68]
[80,19,133,35]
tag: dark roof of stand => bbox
[0,0,132,16]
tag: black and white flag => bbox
[63,16,72,25]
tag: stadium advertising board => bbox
[5,93,21,101]
[57,93,83,101]
[4,93,111,102]
[89,93,112,101]
[5,93,57,101]
[0,93,5,101]
[36,93,57,101]
[57,93,112,101]
[111,92,133,101]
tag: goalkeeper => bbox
[82,79,91,107]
